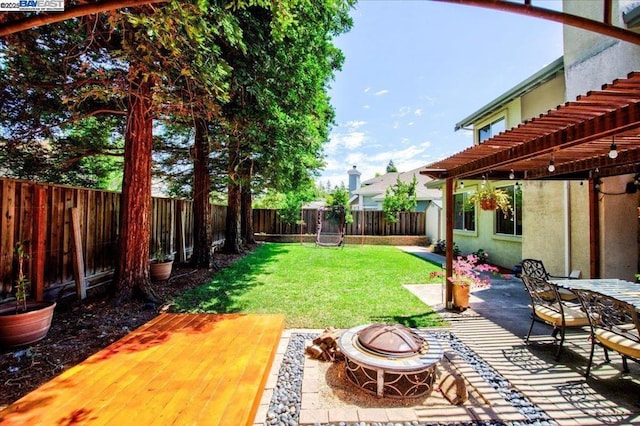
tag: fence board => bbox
[0,177,426,301]
[251,208,425,237]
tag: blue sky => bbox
[319,0,564,187]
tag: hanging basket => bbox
[479,198,498,211]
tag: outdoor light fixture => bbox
[509,169,515,180]
[459,181,464,189]
[548,158,555,173]
[609,138,618,159]
[481,175,487,188]
[515,182,521,191]
[594,178,602,191]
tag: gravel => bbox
[266,330,554,426]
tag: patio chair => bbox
[573,289,640,378]
[520,274,590,360]
[520,258,580,301]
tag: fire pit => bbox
[337,323,443,398]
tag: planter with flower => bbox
[466,185,512,217]
[0,242,56,347]
[431,253,504,311]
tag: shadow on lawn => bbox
[170,243,288,314]
[371,311,443,328]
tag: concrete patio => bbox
[254,246,640,425]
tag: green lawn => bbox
[171,243,445,328]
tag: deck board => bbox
[0,313,285,426]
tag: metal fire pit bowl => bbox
[338,323,443,399]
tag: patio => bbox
[253,247,640,425]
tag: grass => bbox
[172,243,445,328]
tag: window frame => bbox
[494,184,522,237]
[453,191,476,232]
[478,117,506,143]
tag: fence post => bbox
[175,200,186,263]
[32,185,46,301]
[70,207,87,300]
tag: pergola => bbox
[421,71,640,307]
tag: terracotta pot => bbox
[150,260,173,281]
[480,198,498,210]
[452,284,470,311]
[0,301,56,348]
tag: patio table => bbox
[551,278,640,310]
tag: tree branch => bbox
[0,0,169,38]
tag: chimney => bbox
[348,165,361,197]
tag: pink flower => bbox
[431,253,503,290]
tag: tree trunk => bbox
[191,118,213,268]
[224,180,242,253]
[240,160,255,246]
[114,66,160,304]
[223,139,242,254]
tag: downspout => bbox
[445,178,454,310]
[564,181,571,276]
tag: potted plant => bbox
[0,242,56,347]
[466,185,512,216]
[431,253,504,311]
[150,243,173,281]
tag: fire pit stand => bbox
[338,323,443,399]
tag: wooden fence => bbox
[252,209,426,236]
[0,178,226,301]
[1,177,425,302]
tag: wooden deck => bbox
[0,313,285,425]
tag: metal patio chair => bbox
[521,258,580,301]
[573,289,640,378]
[521,274,590,360]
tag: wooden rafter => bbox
[422,72,640,181]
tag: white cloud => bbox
[364,87,371,93]
[345,120,367,130]
[374,89,389,96]
[342,132,366,149]
[393,106,411,118]
[414,108,423,117]
[363,105,371,109]
[327,124,368,154]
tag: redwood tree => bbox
[116,66,159,303]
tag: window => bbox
[478,118,506,143]
[495,185,522,236]
[454,192,475,231]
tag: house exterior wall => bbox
[563,0,640,100]
[560,0,640,279]
[599,175,639,281]
[522,180,590,278]
[452,180,522,269]
[452,73,565,269]
[520,75,565,121]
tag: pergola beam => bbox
[432,0,640,46]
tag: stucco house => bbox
[347,165,441,212]
[347,165,443,242]
[425,0,640,282]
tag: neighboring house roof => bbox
[454,56,564,131]
[303,200,326,209]
[351,166,441,201]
